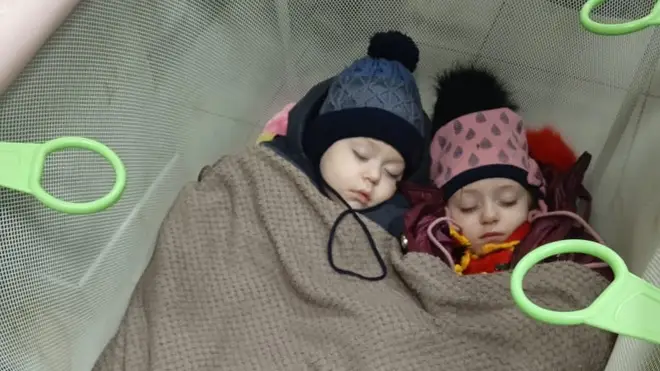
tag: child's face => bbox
[446,178,532,255]
[319,137,405,210]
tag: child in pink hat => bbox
[400,65,611,278]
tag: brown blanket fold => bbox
[93,145,614,371]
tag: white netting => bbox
[0,0,659,370]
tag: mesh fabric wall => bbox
[0,0,659,370]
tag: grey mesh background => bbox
[1,0,660,370]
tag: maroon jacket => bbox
[399,152,614,281]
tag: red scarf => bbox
[452,222,531,275]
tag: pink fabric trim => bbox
[426,216,459,267]
[261,103,295,137]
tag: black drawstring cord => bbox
[325,187,388,281]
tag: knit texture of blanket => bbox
[93,145,614,371]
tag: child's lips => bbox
[479,232,504,240]
[351,190,371,204]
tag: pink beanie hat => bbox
[430,107,546,200]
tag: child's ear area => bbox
[529,192,542,211]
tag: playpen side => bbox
[0,1,288,370]
[2,0,660,370]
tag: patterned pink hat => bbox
[429,107,546,200]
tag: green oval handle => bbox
[580,0,660,35]
[33,137,127,214]
[0,137,126,214]
[510,239,627,325]
[512,239,660,345]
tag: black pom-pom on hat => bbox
[367,31,419,72]
[432,64,518,134]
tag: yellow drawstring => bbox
[450,227,519,275]
[256,132,276,144]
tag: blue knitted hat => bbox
[302,31,426,179]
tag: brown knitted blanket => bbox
[93,145,614,371]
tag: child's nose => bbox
[481,204,499,224]
[363,166,381,183]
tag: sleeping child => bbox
[259,30,431,280]
[400,64,612,279]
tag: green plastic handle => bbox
[511,239,660,345]
[580,0,660,35]
[0,137,126,214]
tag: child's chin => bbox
[347,200,369,210]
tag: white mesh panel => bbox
[597,94,660,371]
[0,1,286,369]
[1,0,659,370]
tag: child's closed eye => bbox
[353,150,368,161]
[384,169,402,179]
[500,199,518,207]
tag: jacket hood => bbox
[284,78,334,165]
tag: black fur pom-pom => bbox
[367,31,419,72]
[432,64,518,134]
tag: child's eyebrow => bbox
[364,138,403,163]
[453,191,479,204]
[353,138,373,151]
[364,138,379,150]
[496,185,519,193]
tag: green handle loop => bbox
[511,240,660,345]
[580,0,660,35]
[511,239,627,325]
[0,137,126,214]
